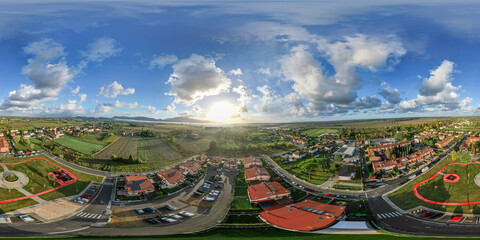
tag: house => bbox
[226,158,238,168]
[245,167,271,182]
[157,169,186,188]
[248,182,290,203]
[308,146,318,154]
[337,165,356,181]
[366,141,411,156]
[195,155,207,165]
[179,160,201,175]
[372,147,434,174]
[436,136,454,149]
[209,156,222,167]
[244,156,263,168]
[124,175,155,196]
[292,151,306,159]
[0,137,9,153]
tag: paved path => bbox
[16,188,46,204]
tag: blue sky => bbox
[1,1,480,122]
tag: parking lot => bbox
[408,207,480,224]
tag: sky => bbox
[1,0,480,123]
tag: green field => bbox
[54,136,104,155]
[389,156,480,214]
[0,155,103,213]
[280,157,338,185]
[302,128,338,137]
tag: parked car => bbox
[179,211,194,217]
[144,218,159,224]
[169,214,182,220]
[19,215,34,222]
[143,208,156,214]
[164,205,175,211]
[160,217,177,223]
[135,208,145,214]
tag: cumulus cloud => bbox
[166,54,231,105]
[233,85,256,113]
[229,68,243,76]
[419,60,455,96]
[59,100,85,115]
[257,68,271,75]
[95,100,138,113]
[379,82,401,104]
[149,54,178,69]
[0,39,78,110]
[98,81,135,98]
[81,37,122,63]
[399,60,472,112]
[78,93,87,104]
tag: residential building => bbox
[436,135,454,149]
[244,156,263,168]
[337,165,356,181]
[179,160,201,175]
[125,175,155,196]
[157,169,186,188]
[0,137,8,153]
[248,182,290,203]
[245,167,271,182]
[372,147,434,174]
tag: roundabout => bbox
[0,170,29,189]
[413,162,480,206]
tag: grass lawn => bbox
[0,198,39,214]
[230,198,256,210]
[234,187,248,197]
[389,156,480,214]
[333,184,363,191]
[1,155,103,202]
[54,136,103,155]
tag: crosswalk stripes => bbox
[377,211,402,219]
[76,212,102,219]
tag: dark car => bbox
[143,208,156,214]
[144,218,159,224]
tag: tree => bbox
[459,150,472,164]
[334,154,343,162]
[170,136,176,143]
[209,141,217,151]
[451,150,458,162]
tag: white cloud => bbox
[257,68,271,75]
[81,37,122,63]
[98,81,135,98]
[78,93,87,104]
[149,54,178,69]
[419,60,455,96]
[228,68,243,76]
[0,39,77,110]
[399,60,472,112]
[59,100,85,115]
[126,102,138,110]
[233,85,256,113]
[71,86,80,94]
[166,54,231,105]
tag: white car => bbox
[161,217,177,223]
[179,211,194,217]
[169,214,182,219]
[19,215,34,222]
[203,197,215,202]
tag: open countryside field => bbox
[54,136,104,155]
[175,137,213,153]
[302,128,338,137]
[389,155,480,214]
[94,137,194,164]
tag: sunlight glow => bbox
[208,101,235,122]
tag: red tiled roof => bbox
[260,200,346,231]
[248,182,290,203]
[245,167,270,181]
[244,156,262,167]
[0,137,8,148]
[157,169,186,185]
[125,175,154,193]
[179,160,201,174]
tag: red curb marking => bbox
[413,162,480,206]
[0,157,77,204]
[443,173,460,183]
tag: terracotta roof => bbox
[248,182,290,203]
[244,156,262,166]
[260,200,346,231]
[245,167,270,180]
[0,137,8,148]
[157,169,186,185]
[125,175,154,193]
[179,160,201,174]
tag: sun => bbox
[208,101,235,122]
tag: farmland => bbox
[94,137,194,165]
[54,136,104,155]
